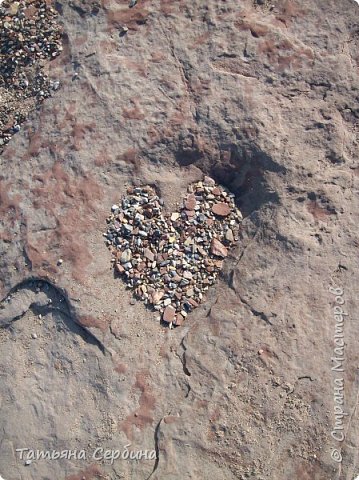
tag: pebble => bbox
[144,248,155,262]
[123,224,133,234]
[105,178,242,326]
[151,291,164,304]
[185,194,197,210]
[174,313,185,326]
[120,249,132,264]
[115,263,125,274]
[212,202,231,217]
[210,238,228,258]
[163,305,175,323]
[225,229,234,242]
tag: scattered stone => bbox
[185,210,195,218]
[115,263,125,274]
[163,305,175,323]
[185,193,197,210]
[188,298,199,308]
[144,248,155,262]
[212,202,231,217]
[225,229,234,242]
[174,313,185,326]
[151,290,164,305]
[210,238,228,258]
[120,249,132,264]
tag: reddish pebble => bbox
[115,263,125,274]
[144,248,154,262]
[151,290,164,305]
[210,238,228,258]
[188,298,199,308]
[137,262,146,272]
[185,210,195,218]
[163,305,176,323]
[174,313,185,326]
[212,202,231,217]
[185,194,196,210]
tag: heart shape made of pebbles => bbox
[104,177,243,326]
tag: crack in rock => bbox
[0,277,106,353]
[179,337,191,377]
[238,294,274,326]
[146,417,163,480]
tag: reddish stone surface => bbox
[174,313,184,326]
[163,305,175,323]
[120,371,156,440]
[65,465,103,480]
[212,187,222,196]
[184,193,197,210]
[212,202,231,217]
[210,238,228,258]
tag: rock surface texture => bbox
[0,0,359,479]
